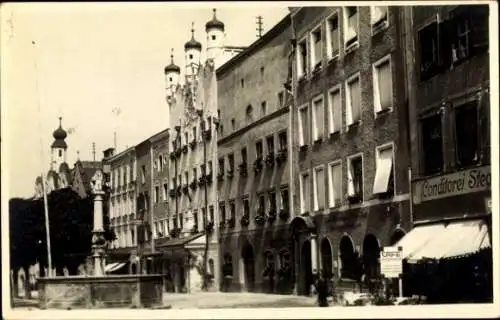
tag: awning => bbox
[396,219,491,263]
[104,262,127,273]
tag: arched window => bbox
[339,235,359,280]
[246,105,253,123]
[223,253,233,277]
[159,156,163,171]
[321,238,333,278]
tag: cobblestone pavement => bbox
[163,292,319,309]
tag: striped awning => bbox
[104,262,127,273]
[397,219,491,263]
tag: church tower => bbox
[164,48,181,99]
[184,23,202,83]
[205,9,225,62]
[50,117,67,171]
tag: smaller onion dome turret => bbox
[205,9,225,32]
[184,25,202,51]
[51,117,68,149]
[164,50,180,74]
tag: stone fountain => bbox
[37,170,164,309]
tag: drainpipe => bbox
[150,145,155,265]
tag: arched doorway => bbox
[362,234,381,279]
[300,240,313,296]
[321,238,333,278]
[241,243,255,292]
[339,235,358,280]
[390,228,406,245]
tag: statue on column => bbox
[90,170,106,276]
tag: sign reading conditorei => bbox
[413,166,491,204]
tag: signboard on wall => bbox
[413,166,491,204]
[380,246,403,278]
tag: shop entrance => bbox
[241,243,255,292]
[300,240,313,296]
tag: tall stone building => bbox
[216,14,293,293]
[289,6,412,295]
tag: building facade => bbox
[150,129,170,241]
[400,4,492,302]
[289,6,412,295]
[216,14,293,293]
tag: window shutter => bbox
[378,61,392,110]
[317,168,325,210]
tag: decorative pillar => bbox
[310,234,318,276]
[90,170,106,276]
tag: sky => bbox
[1,2,289,198]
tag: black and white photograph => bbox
[1,2,498,319]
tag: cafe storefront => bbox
[395,165,492,303]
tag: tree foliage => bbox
[9,188,116,275]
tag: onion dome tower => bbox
[184,22,202,83]
[50,116,68,171]
[165,48,181,98]
[206,9,225,61]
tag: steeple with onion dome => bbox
[184,22,202,83]
[50,116,68,171]
[165,48,181,94]
[206,8,226,61]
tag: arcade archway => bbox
[300,240,313,296]
[339,235,358,280]
[362,234,381,279]
[321,238,333,278]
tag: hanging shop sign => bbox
[413,165,491,204]
[380,246,403,278]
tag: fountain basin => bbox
[37,274,163,309]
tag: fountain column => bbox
[91,170,106,276]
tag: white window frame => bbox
[370,6,389,35]
[325,11,341,61]
[298,103,309,147]
[154,185,159,203]
[311,94,324,142]
[328,84,343,134]
[346,152,364,200]
[345,72,362,127]
[163,182,168,201]
[310,23,323,71]
[343,6,359,51]
[296,36,308,79]
[299,170,310,214]
[372,54,394,115]
[328,160,343,208]
[374,142,396,195]
[312,165,326,212]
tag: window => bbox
[266,136,274,155]
[193,167,197,182]
[310,27,323,70]
[278,91,284,107]
[269,191,277,212]
[163,183,168,201]
[185,171,189,186]
[189,54,193,60]
[312,96,324,142]
[58,150,62,157]
[299,172,310,214]
[418,22,439,81]
[124,166,128,184]
[346,74,361,126]
[141,165,146,184]
[373,144,394,196]
[373,56,393,113]
[159,156,163,171]
[298,105,309,147]
[258,194,266,214]
[371,6,388,31]
[171,177,176,189]
[455,101,479,167]
[230,200,236,220]
[228,154,235,171]
[328,86,342,134]
[451,6,488,64]
[297,39,308,78]
[218,158,225,175]
[261,101,267,116]
[201,208,206,229]
[208,161,213,175]
[260,66,265,77]
[231,118,235,130]
[279,131,287,151]
[209,205,215,222]
[154,186,159,203]
[328,161,342,208]
[347,154,363,203]
[256,141,263,159]
[243,197,250,217]
[193,126,197,142]
[241,78,244,88]
[246,105,253,123]
[179,213,184,230]
[212,35,216,40]
[219,202,226,222]
[343,6,359,48]
[241,148,247,164]
[421,114,443,174]
[313,166,326,211]
[326,14,340,59]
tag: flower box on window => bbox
[170,227,181,239]
[174,148,182,157]
[276,149,288,165]
[205,221,214,233]
[191,225,199,234]
[189,140,197,149]
[253,158,263,173]
[203,130,212,141]
[227,218,235,228]
[219,220,225,228]
[182,145,188,154]
[182,185,189,194]
[265,153,275,167]
[170,152,176,160]
[205,173,213,185]
[240,215,250,227]
[227,169,234,178]
[217,172,224,182]
[190,180,197,190]
[176,185,182,196]
[198,176,206,187]
[279,209,289,221]
[254,214,266,226]
[267,209,277,223]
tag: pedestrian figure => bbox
[316,271,329,307]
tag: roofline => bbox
[149,128,170,143]
[106,146,136,162]
[216,13,291,76]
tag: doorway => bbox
[300,240,313,296]
[241,243,255,292]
